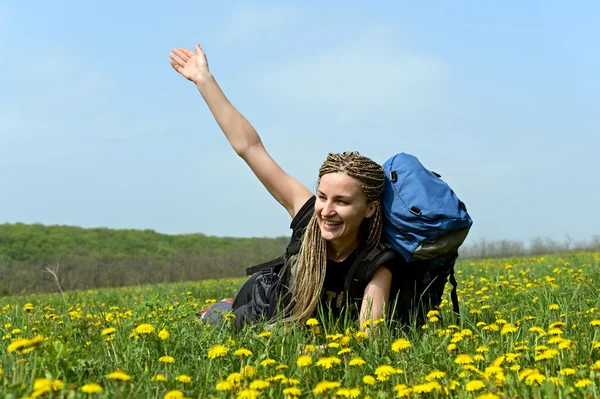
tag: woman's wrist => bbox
[194,72,214,87]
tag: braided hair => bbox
[284,151,385,324]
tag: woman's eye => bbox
[336,200,347,205]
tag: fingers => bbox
[172,48,191,63]
[169,60,182,73]
[182,47,196,58]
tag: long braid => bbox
[284,151,385,324]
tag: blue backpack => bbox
[381,153,473,262]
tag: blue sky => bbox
[1,1,598,245]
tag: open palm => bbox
[169,44,210,83]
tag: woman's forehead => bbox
[318,173,362,196]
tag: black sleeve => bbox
[290,196,316,231]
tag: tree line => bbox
[1,223,598,297]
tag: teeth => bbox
[324,220,341,225]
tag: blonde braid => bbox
[284,151,385,325]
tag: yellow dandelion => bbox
[374,365,397,381]
[249,379,270,390]
[101,327,116,336]
[216,380,233,391]
[306,318,319,326]
[395,384,412,397]
[304,344,316,352]
[134,323,155,334]
[107,371,132,382]
[425,370,446,381]
[224,313,236,320]
[362,375,376,385]
[241,365,256,378]
[152,374,167,382]
[237,388,260,399]
[258,331,272,338]
[175,374,191,383]
[234,348,253,357]
[227,372,243,384]
[475,394,500,399]
[447,343,458,351]
[286,378,300,385]
[549,304,559,310]
[354,331,368,340]
[327,342,340,348]
[338,348,352,355]
[24,303,34,312]
[80,383,103,394]
[164,390,184,399]
[158,329,170,340]
[501,324,518,335]
[283,387,302,397]
[159,355,175,363]
[260,358,276,367]
[465,380,485,392]
[313,381,341,394]
[549,376,563,386]
[575,379,593,388]
[207,344,228,359]
[476,346,489,353]
[296,355,312,367]
[525,371,546,386]
[391,338,411,352]
[316,356,341,369]
[558,368,576,376]
[455,354,474,365]
[590,320,600,327]
[349,357,366,366]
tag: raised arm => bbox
[169,45,313,218]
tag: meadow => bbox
[1,252,599,398]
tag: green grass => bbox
[1,252,599,398]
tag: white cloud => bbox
[253,25,448,126]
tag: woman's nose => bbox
[322,201,335,216]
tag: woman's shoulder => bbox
[290,195,316,231]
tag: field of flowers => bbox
[1,251,599,398]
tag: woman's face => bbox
[315,172,376,245]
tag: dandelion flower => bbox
[227,372,243,384]
[24,303,34,312]
[164,390,184,399]
[216,380,233,391]
[549,304,559,310]
[316,356,341,369]
[354,331,368,340]
[258,331,272,338]
[362,375,376,385]
[135,323,155,334]
[152,374,167,382]
[465,380,485,392]
[455,354,474,365]
[158,329,170,340]
[107,371,132,382]
[159,355,175,363]
[249,380,270,390]
[101,327,116,336]
[475,394,500,399]
[175,374,191,383]
[391,338,411,352]
[241,366,256,378]
[80,383,103,394]
[575,379,593,388]
[234,348,253,357]
[306,318,319,326]
[558,368,576,376]
[349,357,366,366]
[207,345,228,359]
[425,370,446,381]
[296,355,312,367]
[283,387,302,397]
[260,358,276,367]
[313,381,341,394]
[374,365,397,381]
[590,320,600,327]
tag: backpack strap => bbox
[449,270,460,315]
[343,242,400,294]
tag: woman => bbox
[169,45,395,329]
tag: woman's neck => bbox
[327,238,359,262]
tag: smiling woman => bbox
[169,44,400,330]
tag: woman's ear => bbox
[365,202,377,219]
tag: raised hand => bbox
[169,44,210,84]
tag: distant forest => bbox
[0,223,598,297]
[0,223,288,296]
